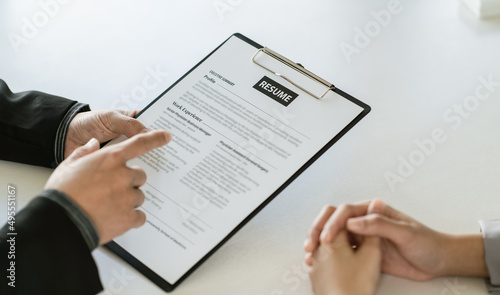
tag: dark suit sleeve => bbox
[0,195,103,295]
[0,79,78,168]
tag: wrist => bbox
[56,103,90,163]
[441,233,489,277]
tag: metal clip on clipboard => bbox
[251,47,336,100]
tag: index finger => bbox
[319,200,372,244]
[112,130,171,163]
[304,205,336,254]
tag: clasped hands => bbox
[304,199,488,295]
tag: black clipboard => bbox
[105,33,371,292]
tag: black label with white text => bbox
[253,76,298,107]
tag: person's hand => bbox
[345,199,488,280]
[65,109,147,159]
[304,200,371,266]
[304,200,447,281]
[309,229,381,295]
[305,199,489,281]
[45,130,172,245]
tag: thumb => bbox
[107,110,148,138]
[68,138,100,161]
[115,109,140,118]
[368,199,410,222]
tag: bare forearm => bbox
[442,233,489,277]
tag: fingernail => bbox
[88,138,98,146]
[303,238,310,249]
[320,232,331,243]
[140,128,150,133]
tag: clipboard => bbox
[105,33,371,292]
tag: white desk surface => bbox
[1,0,500,294]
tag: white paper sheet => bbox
[113,35,366,286]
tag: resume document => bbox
[112,35,367,286]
